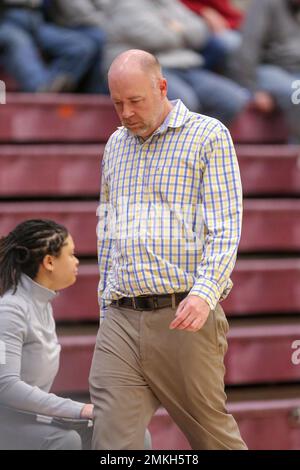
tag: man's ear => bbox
[159,78,168,97]
[42,254,54,273]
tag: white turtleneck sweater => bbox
[0,274,84,418]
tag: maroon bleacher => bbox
[225,321,300,385]
[0,94,119,143]
[0,93,289,144]
[0,201,98,255]
[148,396,300,450]
[1,199,300,254]
[237,145,300,196]
[0,69,18,92]
[224,259,300,316]
[228,397,300,450]
[240,199,300,252]
[230,107,289,144]
[53,332,96,393]
[53,319,300,392]
[0,144,300,197]
[49,259,300,322]
[0,145,103,196]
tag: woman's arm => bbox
[0,300,87,418]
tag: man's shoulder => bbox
[185,112,229,143]
[106,126,128,146]
[101,127,125,160]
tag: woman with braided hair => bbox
[0,219,93,450]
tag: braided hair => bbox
[0,219,68,296]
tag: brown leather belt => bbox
[111,292,189,311]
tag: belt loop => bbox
[153,295,158,310]
[132,297,137,309]
[171,294,176,310]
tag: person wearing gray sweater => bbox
[0,219,93,450]
[231,0,300,142]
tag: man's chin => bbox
[128,126,146,136]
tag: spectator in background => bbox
[55,0,250,125]
[48,0,107,93]
[181,0,243,35]
[0,0,104,93]
[0,220,93,450]
[181,0,244,70]
[230,0,300,142]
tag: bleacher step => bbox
[1,200,300,253]
[0,144,299,196]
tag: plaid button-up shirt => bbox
[97,100,243,312]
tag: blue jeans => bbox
[0,9,104,92]
[198,30,241,73]
[164,67,250,125]
[214,30,241,55]
[257,64,300,142]
[201,36,228,71]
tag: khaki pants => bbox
[89,303,247,450]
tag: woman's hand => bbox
[80,403,94,419]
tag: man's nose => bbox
[122,104,134,119]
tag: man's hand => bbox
[168,19,185,34]
[253,91,276,113]
[169,295,210,332]
[201,7,229,33]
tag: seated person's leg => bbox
[0,22,49,91]
[163,68,200,112]
[0,407,82,450]
[200,35,228,71]
[183,67,250,125]
[257,64,300,142]
[72,26,106,93]
[36,22,101,92]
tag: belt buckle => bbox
[132,297,147,310]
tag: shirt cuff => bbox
[189,278,221,311]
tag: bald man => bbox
[89,49,247,450]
